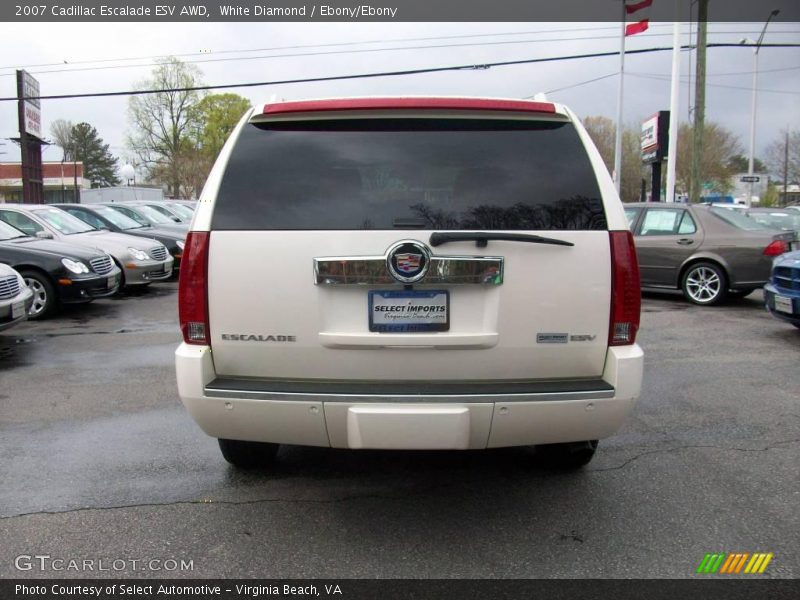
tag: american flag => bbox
[625,0,653,36]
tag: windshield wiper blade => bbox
[429,232,574,248]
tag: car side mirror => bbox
[171,216,181,223]
[35,231,53,239]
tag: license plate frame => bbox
[368,289,450,333]
[774,294,794,314]
[107,274,116,289]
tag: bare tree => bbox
[126,57,204,198]
[676,121,742,196]
[50,119,75,161]
[582,115,644,202]
[764,128,800,184]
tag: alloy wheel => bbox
[685,266,721,304]
[24,277,47,316]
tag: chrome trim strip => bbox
[314,255,504,285]
[203,387,615,403]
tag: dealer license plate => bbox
[774,294,794,314]
[11,301,24,319]
[369,290,449,332]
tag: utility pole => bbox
[689,0,708,203]
[783,129,790,206]
[746,9,780,208]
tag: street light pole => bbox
[746,9,780,208]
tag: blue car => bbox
[764,250,800,328]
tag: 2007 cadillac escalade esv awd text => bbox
[176,97,643,469]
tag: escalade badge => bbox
[386,240,431,284]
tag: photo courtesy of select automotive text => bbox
[0,0,798,598]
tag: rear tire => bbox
[535,440,598,470]
[20,270,58,320]
[681,262,728,305]
[218,439,279,468]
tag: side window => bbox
[0,211,44,236]
[640,208,684,236]
[677,211,697,234]
[624,208,641,230]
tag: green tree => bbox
[127,57,204,198]
[50,120,119,188]
[726,154,767,173]
[189,93,251,159]
[70,123,120,188]
[760,183,779,207]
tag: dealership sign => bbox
[640,111,670,164]
[19,70,42,140]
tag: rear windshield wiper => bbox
[429,232,574,248]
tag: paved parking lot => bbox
[0,284,797,578]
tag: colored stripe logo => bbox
[697,553,773,574]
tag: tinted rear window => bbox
[213,118,606,231]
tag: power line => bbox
[0,22,728,73]
[531,61,800,98]
[628,72,800,95]
[0,24,650,71]
[540,72,619,95]
[3,29,798,78]
[2,43,798,103]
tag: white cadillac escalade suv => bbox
[176,97,643,469]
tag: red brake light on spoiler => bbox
[178,231,210,345]
[262,98,557,116]
[609,231,641,346]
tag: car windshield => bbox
[168,203,194,219]
[31,207,97,234]
[133,205,175,225]
[93,206,145,230]
[0,220,29,240]
[747,211,800,231]
[710,207,769,231]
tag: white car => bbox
[0,264,33,332]
[176,96,644,469]
[0,205,173,287]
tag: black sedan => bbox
[100,203,189,237]
[52,203,185,271]
[0,220,121,319]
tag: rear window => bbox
[710,207,768,231]
[212,118,607,231]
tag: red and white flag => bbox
[625,0,653,36]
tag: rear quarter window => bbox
[212,118,607,231]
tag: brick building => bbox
[0,162,89,203]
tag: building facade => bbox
[0,162,89,203]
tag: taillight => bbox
[178,231,210,345]
[763,240,789,256]
[609,231,641,346]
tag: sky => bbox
[0,21,798,178]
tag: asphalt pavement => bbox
[0,283,798,578]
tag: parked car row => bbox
[0,202,189,325]
[0,262,34,331]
